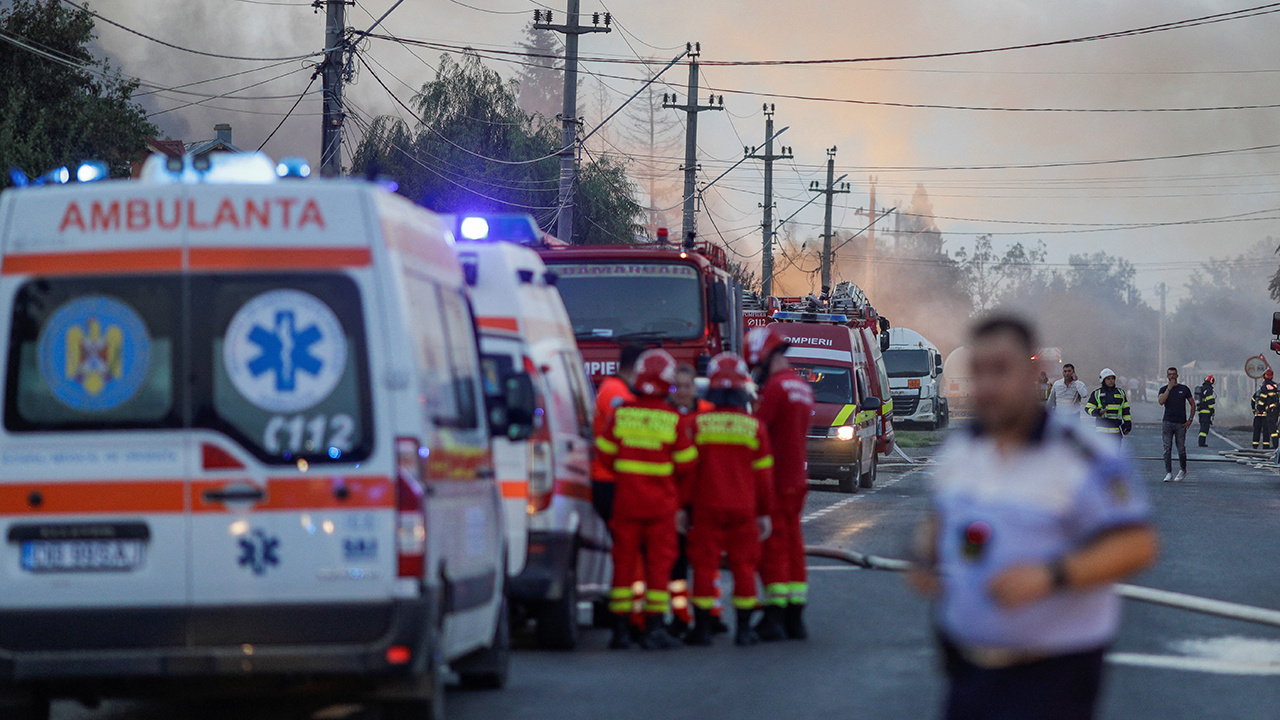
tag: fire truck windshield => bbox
[549,262,703,341]
[794,364,853,404]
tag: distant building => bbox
[130,137,186,178]
[185,123,242,160]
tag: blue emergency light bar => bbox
[457,213,542,244]
[772,311,849,324]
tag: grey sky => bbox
[89,0,1280,303]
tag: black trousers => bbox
[1198,415,1211,445]
[941,638,1107,720]
[1254,416,1269,448]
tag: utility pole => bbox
[746,104,792,296]
[810,147,851,290]
[853,176,884,293]
[534,3,611,242]
[320,0,349,177]
[1158,282,1167,378]
[664,43,723,244]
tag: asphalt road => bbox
[54,407,1280,720]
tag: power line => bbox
[257,72,320,151]
[56,0,325,62]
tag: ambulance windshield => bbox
[884,348,931,377]
[549,262,703,341]
[794,364,853,404]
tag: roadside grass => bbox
[894,431,946,448]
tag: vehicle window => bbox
[403,273,467,430]
[5,276,181,431]
[436,288,482,429]
[855,369,870,403]
[548,262,703,342]
[794,364,853,404]
[884,348,932,377]
[193,273,372,465]
[560,352,594,438]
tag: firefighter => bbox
[1197,376,1216,447]
[1252,370,1279,450]
[1084,368,1132,443]
[746,325,815,642]
[667,364,718,638]
[591,344,645,522]
[596,349,697,650]
[679,353,775,647]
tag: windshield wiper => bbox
[611,330,672,342]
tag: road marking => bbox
[801,469,920,524]
[1211,429,1243,450]
[1107,653,1280,676]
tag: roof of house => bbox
[184,138,242,157]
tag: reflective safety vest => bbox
[682,408,775,517]
[595,397,697,520]
[1197,383,1215,417]
[1084,386,1131,434]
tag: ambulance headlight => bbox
[76,161,108,183]
[460,216,490,240]
[835,425,855,441]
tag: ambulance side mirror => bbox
[859,396,882,412]
[500,372,537,441]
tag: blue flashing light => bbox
[276,157,312,179]
[9,169,29,187]
[772,311,849,323]
[39,166,70,185]
[76,161,109,183]
[460,216,490,241]
[327,446,342,459]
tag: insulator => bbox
[593,12,599,24]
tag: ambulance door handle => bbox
[202,485,267,504]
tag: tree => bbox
[955,235,1048,313]
[621,73,682,238]
[350,52,643,245]
[1,0,156,185]
[515,22,562,119]
[1176,239,1277,368]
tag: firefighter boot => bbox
[734,608,760,646]
[685,608,714,647]
[784,603,808,640]
[639,614,682,651]
[754,605,787,642]
[608,615,631,650]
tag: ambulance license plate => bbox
[20,539,146,572]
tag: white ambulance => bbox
[454,217,610,650]
[0,154,525,720]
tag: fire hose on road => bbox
[805,545,1280,630]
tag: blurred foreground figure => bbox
[910,315,1158,720]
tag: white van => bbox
[454,230,610,650]
[0,154,526,719]
[884,327,948,430]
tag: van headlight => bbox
[831,426,855,441]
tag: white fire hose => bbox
[805,545,1280,630]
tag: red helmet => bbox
[1267,369,1275,380]
[633,349,678,397]
[1206,375,1215,384]
[708,352,751,390]
[745,325,791,367]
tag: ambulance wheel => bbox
[0,693,48,720]
[859,455,877,489]
[837,468,859,494]
[454,596,511,690]
[535,560,580,650]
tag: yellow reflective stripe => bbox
[645,590,670,602]
[609,587,632,599]
[855,410,876,424]
[595,437,618,454]
[832,404,856,426]
[692,597,717,610]
[752,455,774,470]
[732,596,759,610]
[881,399,893,414]
[673,446,699,463]
[693,432,759,449]
[615,459,675,476]
[613,407,680,445]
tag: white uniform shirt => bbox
[1048,378,1089,416]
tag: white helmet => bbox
[1100,368,1117,381]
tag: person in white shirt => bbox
[1047,363,1090,416]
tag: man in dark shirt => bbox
[1158,367,1195,482]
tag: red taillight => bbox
[527,439,554,514]
[386,645,412,665]
[396,437,427,578]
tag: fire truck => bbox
[535,230,746,383]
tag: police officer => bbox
[679,353,774,647]
[909,315,1157,720]
[746,325,815,642]
[596,349,697,650]
[1196,376,1216,447]
[1084,368,1132,444]
[1252,370,1278,450]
